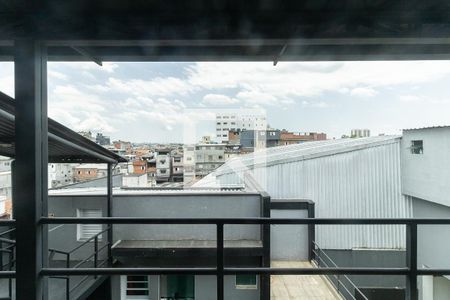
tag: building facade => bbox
[351,129,370,138]
[216,112,267,143]
[195,144,226,178]
[155,149,171,183]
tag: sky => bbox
[1,60,450,143]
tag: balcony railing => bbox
[48,227,111,300]
[313,241,368,300]
[36,217,450,300]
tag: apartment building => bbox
[194,144,226,178]
[216,113,267,143]
[183,145,196,184]
[240,129,281,150]
[48,163,74,188]
[351,129,371,138]
[95,132,110,146]
[155,148,172,183]
[279,131,327,145]
[172,154,184,182]
[132,160,147,174]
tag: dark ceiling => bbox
[1,1,450,61]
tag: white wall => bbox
[402,127,450,207]
[214,139,411,249]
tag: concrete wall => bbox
[111,275,259,300]
[112,193,262,241]
[48,195,108,261]
[271,209,308,260]
[324,249,406,299]
[402,127,450,207]
[412,197,450,269]
[48,192,262,260]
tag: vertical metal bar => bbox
[261,194,271,300]
[216,223,224,300]
[14,38,48,300]
[307,202,315,261]
[107,163,113,266]
[94,236,98,279]
[66,253,70,300]
[406,223,418,300]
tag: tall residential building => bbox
[155,148,171,183]
[216,112,267,142]
[194,144,225,178]
[183,145,196,184]
[351,129,370,138]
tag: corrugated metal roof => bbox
[210,136,401,176]
[0,92,126,163]
[196,136,411,250]
[403,125,450,131]
[49,187,249,196]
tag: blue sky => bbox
[1,61,450,143]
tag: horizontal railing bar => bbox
[0,271,15,278]
[224,267,410,275]
[40,217,450,225]
[68,227,110,254]
[42,268,217,276]
[48,248,69,255]
[0,221,15,226]
[417,269,450,276]
[40,267,410,276]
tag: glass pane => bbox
[236,275,256,286]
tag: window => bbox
[77,209,102,241]
[122,275,149,299]
[208,155,213,161]
[160,169,166,174]
[160,275,194,300]
[77,171,81,175]
[186,157,192,161]
[216,122,221,125]
[411,140,424,154]
[235,275,257,289]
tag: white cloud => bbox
[107,77,196,97]
[350,87,377,97]
[399,95,422,102]
[184,61,450,105]
[48,70,68,81]
[202,94,239,105]
[52,62,118,73]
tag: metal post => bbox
[261,194,271,300]
[14,38,48,300]
[307,202,315,261]
[94,236,98,279]
[406,223,418,300]
[217,223,224,300]
[66,253,70,300]
[107,163,113,266]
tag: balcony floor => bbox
[271,261,342,300]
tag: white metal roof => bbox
[49,187,248,196]
[211,136,401,176]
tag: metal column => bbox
[14,39,48,299]
[261,194,271,300]
[406,223,418,300]
[107,163,113,264]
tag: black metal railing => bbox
[48,227,110,300]
[0,226,15,300]
[313,241,368,300]
[38,217,450,300]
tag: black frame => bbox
[33,217,450,300]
